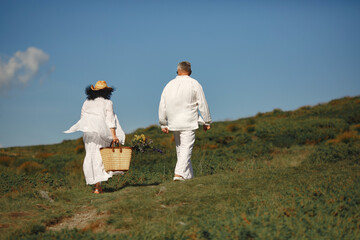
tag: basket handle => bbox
[111,141,122,153]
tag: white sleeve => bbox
[105,100,116,129]
[80,101,86,118]
[115,115,126,145]
[196,82,212,124]
[158,88,168,128]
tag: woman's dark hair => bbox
[85,85,115,100]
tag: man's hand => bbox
[162,128,169,134]
[203,125,211,131]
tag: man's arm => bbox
[159,88,169,133]
[196,82,212,126]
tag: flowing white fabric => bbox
[64,97,125,185]
[64,98,125,144]
[82,132,124,185]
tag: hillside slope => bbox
[0,96,359,239]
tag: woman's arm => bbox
[105,100,119,143]
[110,128,119,144]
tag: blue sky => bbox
[0,0,359,148]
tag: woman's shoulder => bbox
[92,97,111,102]
[95,98,113,108]
[103,98,113,104]
[82,99,91,105]
[84,97,113,106]
[83,98,111,105]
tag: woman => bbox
[65,80,125,194]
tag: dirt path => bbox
[47,206,108,232]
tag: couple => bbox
[65,61,212,193]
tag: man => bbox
[159,61,212,181]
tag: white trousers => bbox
[173,130,196,180]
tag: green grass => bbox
[3,160,358,240]
[97,161,359,239]
[0,96,359,239]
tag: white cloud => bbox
[0,47,50,90]
[0,144,3,148]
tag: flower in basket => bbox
[131,134,163,154]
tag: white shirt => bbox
[64,98,125,144]
[159,75,211,131]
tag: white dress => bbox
[64,97,125,185]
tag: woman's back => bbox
[82,98,112,118]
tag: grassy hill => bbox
[0,96,359,239]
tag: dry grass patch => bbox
[267,146,315,167]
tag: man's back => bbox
[159,75,211,131]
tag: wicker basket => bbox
[100,142,132,171]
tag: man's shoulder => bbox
[189,77,200,83]
[164,78,178,87]
[164,76,201,87]
[187,77,203,88]
[174,76,200,83]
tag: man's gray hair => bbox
[177,61,192,73]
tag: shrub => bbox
[75,145,85,154]
[273,135,296,148]
[0,171,25,194]
[17,161,43,174]
[40,155,75,174]
[0,169,69,195]
[353,124,360,134]
[255,118,348,148]
[326,131,359,145]
[272,108,288,118]
[234,133,252,145]
[245,125,255,133]
[216,135,235,146]
[0,155,14,166]
[35,152,55,159]
[74,138,85,154]
[246,118,256,125]
[30,224,46,235]
[235,141,273,158]
[203,144,219,149]
[335,131,359,143]
[75,138,84,145]
[298,105,312,110]
[307,97,360,124]
[308,142,360,163]
[145,125,160,134]
[226,123,241,133]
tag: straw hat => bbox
[91,80,113,91]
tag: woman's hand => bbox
[110,128,120,144]
[113,137,120,144]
